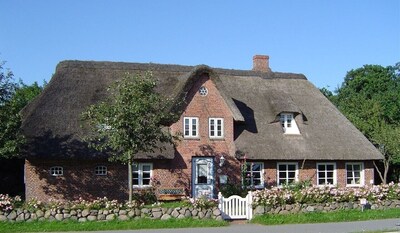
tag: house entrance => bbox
[192,157,214,198]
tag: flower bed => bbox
[252,182,400,207]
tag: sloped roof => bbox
[20,60,383,161]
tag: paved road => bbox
[54,218,400,233]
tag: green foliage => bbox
[132,188,157,205]
[220,183,248,197]
[0,60,44,159]
[327,63,400,183]
[81,72,177,164]
[81,72,179,201]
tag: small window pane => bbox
[95,166,107,176]
[50,166,63,176]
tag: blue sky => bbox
[1,1,399,91]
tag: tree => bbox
[0,60,44,158]
[327,63,400,184]
[81,72,178,202]
[0,61,16,104]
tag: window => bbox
[277,162,298,186]
[243,162,264,188]
[50,166,63,176]
[133,163,153,187]
[184,117,199,138]
[346,162,364,187]
[199,86,208,96]
[280,113,300,134]
[317,163,336,186]
[209,118,224,138]
[95,166,107,176]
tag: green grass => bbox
[0,218,228,233]
[251,208,400,225]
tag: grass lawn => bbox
[251,208,400,225]
[0,218,228,233]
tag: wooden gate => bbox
[218,191,253,220]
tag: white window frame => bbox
[243,162,264,189]
[209,118,224,139]
[132,163,153,188]
[183,117,199,138]
[280,113,300,134]
[316,162,337,186]
[50,166,63,176]
[277,162,298,186]
[346,162,364,187]
[95,165,107,176]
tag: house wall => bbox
[162,74,240,195]
[262,160,374,187]
[25,159,128,202]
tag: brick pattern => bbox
[261,160,374,187]
[25,159,128,202]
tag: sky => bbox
[1,1,399,91]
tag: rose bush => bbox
[253,182,400,207]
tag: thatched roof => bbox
[21,60,383,161]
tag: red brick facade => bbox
[24,74,376,202]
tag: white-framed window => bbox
[133,163,153,187]
[50,166,63,176]
[209,118,224,139]
[183,117,199,138]
[199,86,208,96]
[243,162,264,189]
[317,163,337,186]
[280,113,300,134]
[346,162,364,187]
[95,165,107,176]
[277,162,298,186]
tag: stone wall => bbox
[0,206,222,222]
[253,200,400,215]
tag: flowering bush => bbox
[185,195,218,209]
[253,182,400,207]
[0,194,22,212]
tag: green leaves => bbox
[81,72,178,164]
[0,60,44,159]
[327,63,400,183]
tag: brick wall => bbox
[25,159,128,202]
[261,160,375,187]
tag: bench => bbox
[158,188,186,201]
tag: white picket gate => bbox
[218,191,253,220]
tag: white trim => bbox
[316,162,337,186]
[244,162,264,189]
[132,163,153,188]
[280,113,300,134]
[346,162,365,187]
[209,117,224,139]
[95,165,107,176]
[183,117,199,138]
[277,162,298,186]
[50,166,63,176]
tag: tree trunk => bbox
[373,160,389,184]
[128,155,133,202]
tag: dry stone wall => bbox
[253,200,400,215]
[0,206,223,222]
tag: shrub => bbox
[252,182,400,207]
[0,194,22,211]
[220,183,248,197]
[185,195,218,209]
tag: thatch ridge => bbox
[21,60,383,161]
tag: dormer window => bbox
[280,113,300,134]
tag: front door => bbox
[192,157,214,199]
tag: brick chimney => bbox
[252,55,271,72]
